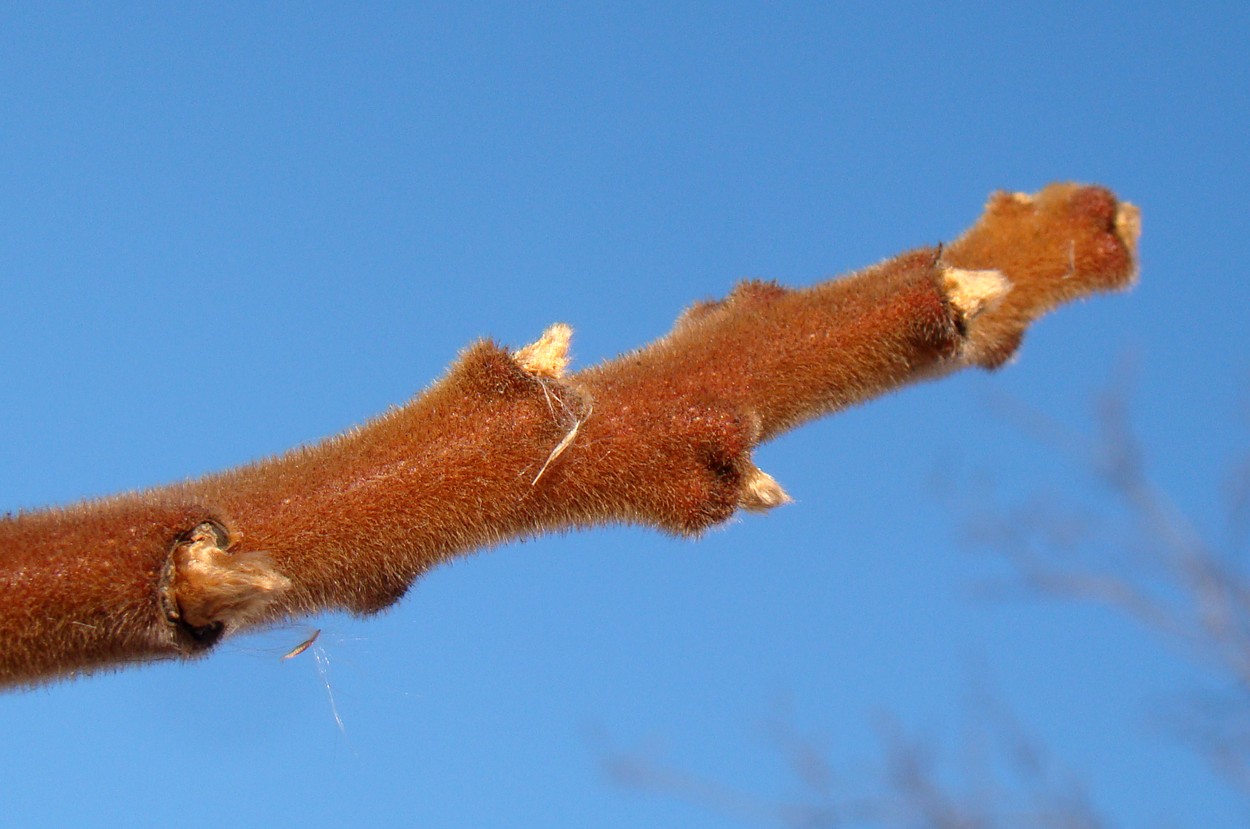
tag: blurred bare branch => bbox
[604,703,1110,829]
[608,375,1246,827]
[966,378,1250,797]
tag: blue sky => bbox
[1,2,1248,826]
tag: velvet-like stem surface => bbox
[0,183,1140,688]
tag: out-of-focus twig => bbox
[966,381,1250,796]
[605,701,1111,829]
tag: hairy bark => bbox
[0,183,1140,688]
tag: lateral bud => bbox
[513,323,573,379]
[941,267,1010,320]
[162,520,290,650]
[739,465,792,512]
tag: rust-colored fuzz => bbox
[0,183,1140,687]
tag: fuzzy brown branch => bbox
[0,183,1140,688]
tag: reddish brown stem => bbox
[0,183,1140,688]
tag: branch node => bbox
[161,520,291,650]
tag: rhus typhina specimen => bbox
[0,183,1141,688]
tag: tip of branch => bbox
[941,267,1011,320]
[514,323,574,379]
[943,183,1140,369]
[739,466,792,512]
[1116,202,1142,261]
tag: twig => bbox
[0,183,1140,688]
